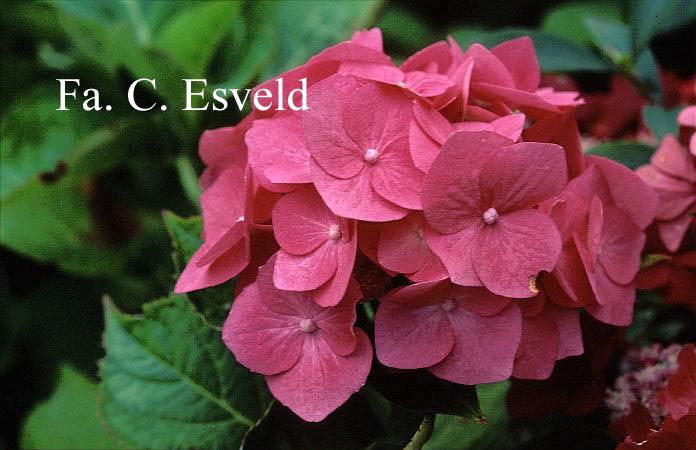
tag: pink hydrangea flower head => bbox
[374,280,522,384]
[422,130,567,298]
[271,185,358,307]
[305,74,424,221]
[637,134,696,252]
[223,255,372,422]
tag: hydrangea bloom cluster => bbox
[175,29,656,421]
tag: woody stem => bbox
[404,414,435,450]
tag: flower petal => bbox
[429,302,521,384]
[274,243,338,291]
[425,224,482,287]
[266,328,373,422]
[369,136,424,210]
[473,209,562,298]
[311,158,408,221]
[246,113,311,185]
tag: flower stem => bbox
[404,414,435,450]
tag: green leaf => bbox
[541,1,622,45]
[21,365,117,449]
[635,49,662,102]
[584,16,632,64]
[99,296,270,449]
[155,1,243,76]
[630,0,696,52]
[586,141,656,169]
[424,382,511,450]
[162,211,235,327]
[643,105,683,142]
[451,28,611,73]
[376,6,437,56]
[259,0,385,78]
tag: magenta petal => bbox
[404,70,452,97]
[266,328,373,422]
[471,82,560,117]
[465,43,516,88]
[551,306,584,360]
[222,283,304,375]
[246,113,311,185]
[491,36,540,92]
[429,302,522,384]
[481,141,567,212]
[425,224,482,286]
[339,62,403,83]
[313,280,361,356]
[587,155,657,229]
[274,244,338,291]
[423,131,513,234]
[342,82,413,151]
[174,236,248,293]
[305,75,364,179]
[473,209,562,298]
[351,28,383,51]
[409,119,442,173]
[369,136,424,210]
[271,186,336,255]
[513,310,560,380]
[584,273,635,326]
[407,251,449,283]
[375,297,454,369]
[311,224,358,307]
[651,134,696,182]
[490,113,526,142]
[659,214,694,253]
[199,166,246,240]
[378,213,429,274]
[598,207,645,285]
[310,158,408,221]
[413,100,452,144]
[198,126,248,169]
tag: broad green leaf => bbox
[259,0,385,78]
[630,0,696,52]
[162,211,236,328]
[99,296,270,449]
[155,1,243,76]
[643,105,683,141]
[635,49,662,102]
[542,1,622,45]
[584,16,632,64]
[21,365,117,449]
[586,141,656,169]
[451,28,611,73]
[424,382,511,450]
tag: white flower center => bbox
[483,207,499,225]
[364,148,379,165]
[328,224,342,241]
[441,299,456,313]
[299,318,317,333]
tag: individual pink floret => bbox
[305,74,424,221]
[422,130,567,298]
[223,255,372,422]
[272,185,357,306]
[375,280,521,384]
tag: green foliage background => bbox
[1,1,695,449]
